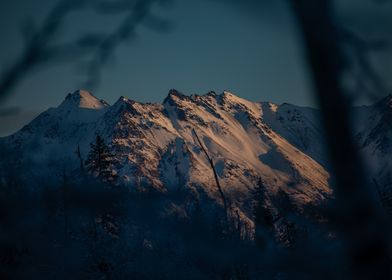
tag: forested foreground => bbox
[0,177,337,279]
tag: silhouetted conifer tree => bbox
[253,178,274,249]
[85,135,117,183]
[274,190,301,248]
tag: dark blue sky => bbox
[0,0,391,136]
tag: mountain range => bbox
[1,89,391,223]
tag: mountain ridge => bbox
[1,89,391,225]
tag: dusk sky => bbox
[0,0,391,136]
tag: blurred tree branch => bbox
[291,0,391,278]
[0,0,172,104]
[340,28,390,101]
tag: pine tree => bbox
[253,178,274,249]
[85,135,117,183]
[275,189,296,215]
[274,189,301,248]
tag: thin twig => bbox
[192,129,229,216]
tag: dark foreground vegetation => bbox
[0,134,390,279]
[0,167,336,279]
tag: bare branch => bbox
[0,0,171,103]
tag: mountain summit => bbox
[61,89,109,110]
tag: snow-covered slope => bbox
[259,102,328,167]
[353,95,392,187]
[259,95,392,191]
[0,89,333,224]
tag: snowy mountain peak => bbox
[168,88,185,97]
[61,89,109,110]
[109,96,146,120]
[113,96,132,106]
[163,89,188,104]
[220,91,261,118]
